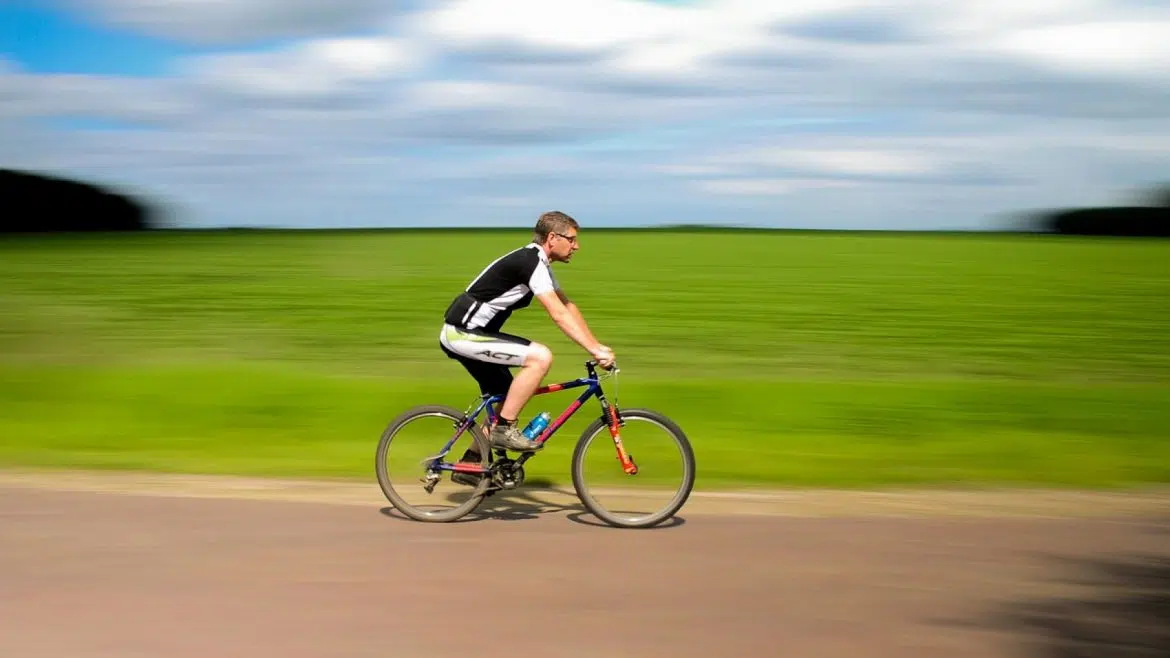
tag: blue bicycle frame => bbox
[433,360,629,476]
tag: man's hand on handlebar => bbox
[590,344,616,370]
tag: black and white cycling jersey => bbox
[443,243,560,333]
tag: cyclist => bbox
[439,210,616,460]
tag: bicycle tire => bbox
[570,407,696,529]
[375,404,491,523]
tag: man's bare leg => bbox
[499,345,552,422]
[489,344,553,451]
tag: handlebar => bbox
[586,358,618,373]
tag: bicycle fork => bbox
[599,394,638,475]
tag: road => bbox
[2,475,1167,658]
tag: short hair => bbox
[532,211,579,243]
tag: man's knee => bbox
[526,342,553,369]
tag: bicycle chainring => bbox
[490,457,526,490]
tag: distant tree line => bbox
[4,167,1167,237]
[1031,184,1170,237]
[0,168,159,233]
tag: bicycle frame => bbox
[433,360,636,476]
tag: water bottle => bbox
[521,412,551,440]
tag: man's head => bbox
[532,210,580,263]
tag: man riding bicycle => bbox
[439,211,616,456]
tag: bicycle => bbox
[375,359,695,528]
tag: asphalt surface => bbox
[2,482,1167,658]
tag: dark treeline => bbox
[4,167,1168,237]
[0,169,159,233]
[1030,183,1170,237]
[1045,207,1170,237]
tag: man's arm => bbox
[536,290,611,362]
[529,257,614,365]
[555,290,599,347]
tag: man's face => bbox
[547,229,579,263]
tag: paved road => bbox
[2,483,1167,658]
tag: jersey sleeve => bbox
[528,258,559,295]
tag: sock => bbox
[497,416,516,427]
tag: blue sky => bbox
[3,3,189,75]
[3,0,1169,230]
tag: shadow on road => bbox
[976,523,1170,657]
[377,477,687,530]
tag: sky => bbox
[2,1,1169,230]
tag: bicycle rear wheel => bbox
[375,404,491,523]
[571,407,695,528]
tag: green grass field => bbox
[2,229,1169,489]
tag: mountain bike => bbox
[375,360,695,528]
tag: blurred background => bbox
[2,0,1169,490]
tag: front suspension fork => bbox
[601,402,637,475]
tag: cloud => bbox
[7,1,1170,230]
[70,0,392,45]
[183,36,420,103]
[1,67,194,125]
[990,20,1170,76]
[699,178,860,197]
[748,148,943,177]
[412,0,694,53]
[780,10,928,44]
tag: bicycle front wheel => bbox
[571,408,696,528]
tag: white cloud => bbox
[928,0,1110,36]
[309,38,414,77]
[2,68,194,124]
[8,0,1170,230]
[184,36,419,100]
[991,21,1170,76]
[70,0,390,44]
[700,178,859,197]
[414,0,690,52]
[740,149,941,177]
[404,80,540,111]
